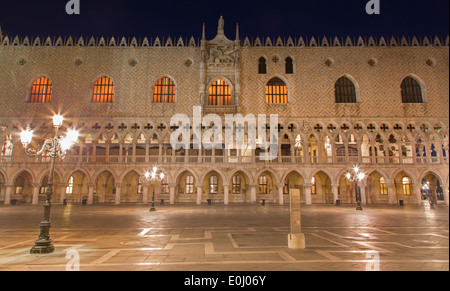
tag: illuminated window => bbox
[379,177,387,195]
[185,175,194,194]
[209,175,218,194]
[66,176,74,194]
[266,77,287,104]
[209,79,231,105]
[30,77,52,103]
[311,177,317,194]
[259,175,268,194]
[258,57,267,74]
[93,77,114,103]
[335,76,357,103]
[402,177,412,195]
[232,175,241,194]
[153,77,176,103]
[285,57,294,74]
[401,77,423,103]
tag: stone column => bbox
[3,184,13,205]
[413,183,422,206]
[169,184,176,205]
[250,185,257,204]
[386,182,395,205]
[142,182,149,204]
[304,183,312,205]
[303,141,310,164]
[224,184,229,205]
[196,184,203,205]
[359,182,367,205]
[59,184,67,204]
[87,184,95,205]
[114,184,122,205]
[32,183,40,205]
[332,184,339,205]
[278,183,284,205]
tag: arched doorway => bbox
[311,171,333,204]
[393,171,416,205]
[229,170,251,203]
[65,170,89,204]
[12,170,34,204]
[421,172,444,204]
[366,171,389,204]
[95,170,116,203]
[176,170,198,203]
[283,171,304,204]
[121,170,141,203]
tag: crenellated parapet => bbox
[1,31,448,48]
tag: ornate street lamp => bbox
[20,115,79,254]
[144,166,165,212]
[345,166,366,211]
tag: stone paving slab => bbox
[0,204,448,271]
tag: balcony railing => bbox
[1,153,448,166]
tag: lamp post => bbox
[144,166,165,212]
[20,115,79,254]
[345,166,366,211]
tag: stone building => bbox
[0,18,448,206]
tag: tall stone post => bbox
[288,189,306,249]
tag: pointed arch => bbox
[153,76,176,103]
[266,77,288,104]
[93,76,114,103]
[30,76,53,103]
[401,75,425,103]
[335,75,358,103]
[208,78,232,106]
[258,57,267,74]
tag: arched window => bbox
[285,57,294,74]
[209,175,218,194]
[232,175,241,194]
[266,77,287,104]
[30,77,52,103]
[402,177,412,195]
[335,76,357,103]
[259,175,268,194]
[258,57,267,74]
[93,77,114,103]
[209,79,231,105]
[185,175,194,194]
[66,176,74,194]
[401,77,423,103]
[379,177,387,195]
[154,77,176,103]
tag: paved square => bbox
[0,203,448,271]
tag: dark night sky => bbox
[0,0,448,40]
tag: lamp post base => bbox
[30,240,55,254]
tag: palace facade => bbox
[0,18,449,206]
